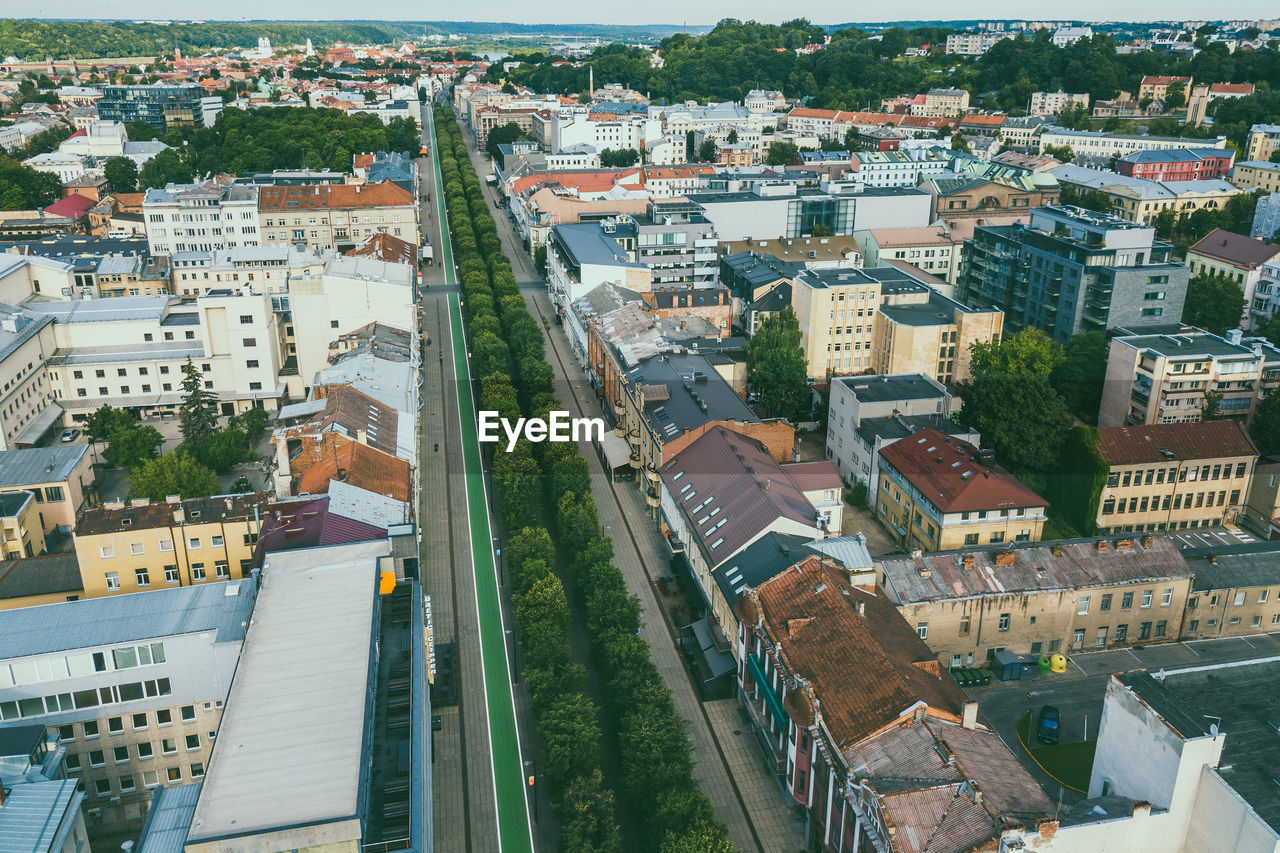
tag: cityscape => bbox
[3,11,1280,853]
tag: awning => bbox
[747,652,789,725]
[599,431,631,470]
[14,403,64,446]
[690,618,735,679]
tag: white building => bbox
[687,183,933,243]
[744,89,787,114]
[853,148,951,189]
[143,181,261,256]
[168,245,330,298]
[21,151,86,183]
[1030,91,1091,116]
[1039,127,1229,159]
[551,109,663,155]
[1052,26,1093,46]
[945,32,1014,55]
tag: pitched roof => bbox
[0,552,83,601]
[77,492,270,536]
[290,431,412,502]
[878,428,1047,512]
[1187,228,1280,270]
[660,426,817,567]
[1209,83,1254,95]
[43,194,95,219]
[781,461,842,491]
[346,231,416,265]
[1097,419,1258,466]
[753,556,968,749]
[253,494,386,556]
[258,180,413,211]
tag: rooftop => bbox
[1187,228,1280,269]
[1116,330,1258,360]
[0,552,83,602]
[879,535,1193,604]
[0,445,87,488]
[835,373,948,404]
[625,352,758,439]
[879,288,986,327]
[136,783,202,853]
[258,180,414,211]
[1097,420,1257,466]
[550,222,640,269]
[878,429,1047,513]
[0,779,83,853]
[856,413,973,446]
[1183,540,1280,592]
[76,492,270,537]
[0,580,254,660]
[185,540,388,845]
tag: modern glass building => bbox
[97,84,204,133]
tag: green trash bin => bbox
[1038,656,1051,674]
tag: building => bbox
[96,84,205,134]
[168,244,328,298]
[825,373,976,490]
[851,148,950,189]
[1229,160,1280,195]
[919,161,1061,219]
[0,581,254,831]
[0,728,89,853]
[142,180,261,256]
[686,184,932,243]
[879,535,1194,666]
[1186,82,1255,126]
[1099,329,1279,427]
[874,428,1048,551]
[71,493,269,598]
[1052,25,1093,45]
[1244,123,1280,163]
[1180,542,1280,639]
[853,224,961,284]
[1039,127,1227,160]
[1029,91,1090,116]
[258,181,419,253]
[945,32,1014,55]
[0,490,45,559]
[736,554,1057,853]
[1185,228,1280,330]
[911,88,970,118]
[0,445,94,541]
[1242,455,1280,540]
[959,205,1190,343]
[611,201,719,287]
[1117,148,1235,182]
[0,298,59,451]
[1052,164,1242,225]
[1095,421,1257,534]
[1138,75,1193,103]
[546,222,651,311]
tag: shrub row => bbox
[434,107,734,852]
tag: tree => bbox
[228,406,270,442]
[124,120,157,141]
[536,690,602,793]
[193,425,249,473]
[560,771,621,853]
[764,140,799,166]
[485,121,533,160]
[85,405,136,444]
[599,147,639,167]
[951,133,971,153]
[515,573,571,674]
[129,452,219,501]
[1050,331,1108,423]
[103,157,138,193]
[1257,312,1280,349]
[102,423,163,470]
[1059,183,1114,213]
[1181,273,1244,336]
[660,820,737,853]
[726,128,738,144]
[1251,392,1280,456]
[1042,143,1074,162]
[138,148,193,190]
[1271,149,1280,164]
[179,358,218,446]
[0,157,60,210]
[746,307,810,422]
[1164,82,1186,110]
[970,328,1062,378]
[696,138,717,162]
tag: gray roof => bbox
[0,445,87,488]
[0,305,53,365]
[856,413,972,446]
[47,342,203,366]
[1183,540,1280,591]
[713,532,822,607]
[552,222,640,268]
[626,352,757,439]
[0,779,83,853]
[835,373,947,404]
[326,479,409,530]
[136,783,202,853]
[879,289,977,327]
[0,580,254,660]
[0,553,83,601]
[1115,331,1258,360]
[21,296,173,324]
[186,540,388,843]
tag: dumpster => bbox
[993,649,1025,682]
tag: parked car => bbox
[1036,705,1060,744]
[59,428,79,443]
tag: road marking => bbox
[1240,635,1258,648]
[1126,648,1142,663]
[1181,642,1200,656]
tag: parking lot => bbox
[966,631,1280,804]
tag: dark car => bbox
[1036,705,1061,744]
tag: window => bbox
[135,568,150,587]
[143,770,160,788]
[88,749,105,767]
[215,562,229,579]
[185,733,200,750]
[119,774,136,793]
[916,622,928,640]
[1155,620,1167,639]
[1161,588,1173,607]
[1251,614,1262,628]
[164,565,179,584]
[113,745,129,763]
[161,739,177,755]
[1078,596,1090,615]
[331,320,340,328]
[1234,591,1247,606]
[995,612,1010,631]
[57,725,74,742]
[190,762,205,778]
[137,741,153,759]
[94,778,112,797]
[132,713,148,730]
[99,546,115,559]
[1100,593,1112,612]
[105,572,120,591]
[159,540,173,552]
[83,721,100,739]
[239,314,254,324]
[1259,590,1270,604]
[1141,590,1153,608]
[211,535,224,547]
[191,563,206,581]
[187,537,201,550]
[65,752,81,772]
[958,615,970,636]
[107,716,123,734]
[180,705,196,722]
[1138,622,1152,640]
[1188,619,1200,633]
[156,709,172,726]
[1115,624,1128,642]
[964,533,979,545]
[1095,627,1108,649]
[167,766,182,782]
[246,359,259,368]
[130,543,145,556]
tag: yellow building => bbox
[1229,160,1280,194]
[73,493,268,597]
[1244,124,1280,164]
[874,428,1048,552]
[1241,455,1280,540]
[0,552,82,610]
[0,491,46,559]
[791,266,885,378]
[879,536,1195,667]
[1181,546,1280,639]
[0,445,96,538]
[1095,421,1258,534]
[1053,163,1242,225]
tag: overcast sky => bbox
[22,2,1280,27]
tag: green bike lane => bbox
[431,96,533,851]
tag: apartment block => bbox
[874,428,1048,551]
[1244,123,1280,163]
[853,224,961,283]
[1241,454,1280,540]
[1038,127,1228,160]
[1052,164,1242,225]
[945,32,1014,55]
[258,181,418,253]
[142,180,261,256]
[870,274,1003,383]
[1185,228,1280,330]
[1229,160,1280,194]
[1181,545,1280,639]
[1117,148,1234,182]
[1095,421,1257,534]
[1138,75,1193,103]
[0,490,45,558]
[1030,91,1090,116]
[0,445,94,539]
[0,582,252,831]
[0,552,83,611]
[96,84,204,134]
[168,245,328,298]
[0,302,58,451]
[959,206,1189,343]
[1099,329,1280,427]
[72,493,269,597]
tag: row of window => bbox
[0,643,165,688]
[1187,613,1280,633]
[0,678,171,720]
[104,560,237,590]
[85,764,204,799]
[68,733,202,770]
[1102,490,1240,515]
[1108,462,1248,488]
[59,704,199,742]
[100,535,229,558]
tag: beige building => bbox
[1244,123,1280,163]
[0,490,46,558]
[1030,91,1089,116]
[1241,455,1280,540]
[1053,163,1242,226]
[853,225,962,285]
[1099,329,1279,427]
[1095,421,1258,534]
[912,88,970,117]
[0,302,59,451]
[72,493,268,597]
[874,428,1048,552]
[879,536,1196,668]
[1229,160,1280,194]
[1180,546,1280,639]
[258,181,418,254]
[1138,75,1193,103]
[0,552,83,610]
[0,445,95,539]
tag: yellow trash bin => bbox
[1049,653,1067,673]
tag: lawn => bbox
[1015,710,1097,793]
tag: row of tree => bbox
[437,106,734,852]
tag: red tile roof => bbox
[1097,420,1257,466]
[781,461,842,492]
[752,555,968,749]
[1187,228,1280,270]
[258,180,414,211]
[290,432,412,502]
[347,231,417,266]
[878,428,1047,512]
[43,194,95,218]
[959,113,1007,127]
[1141,75,1192,86]
[1210,83,1254,95]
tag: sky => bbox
[20,2,1280,27]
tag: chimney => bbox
[1131,801,1152,818]
[1037,818,1059,840]
[962,700,979,730]
[172,507,185,525]
[357,429,368,444]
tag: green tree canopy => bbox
[485,121,534,160]
[179,358,219,446]
[0,156,60,210]
[138,148,193,190]
[1251,392,1280,456]
[764,140,800,165]
[102,424,163,471]
[84,405,136,443]
[746,307,810,422]
[1050,331,1108,423]
[103,156,138,193]
[1181,273,1245,336]
[129,451,219,501]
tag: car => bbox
[1036,705,1060,744]
[59,428,79,443]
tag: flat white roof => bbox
[185,539,388,844]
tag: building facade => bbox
[97,84,204,134]
[142,181,261,257]
[258,181,418,253]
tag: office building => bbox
[1052,164,1241,224]
[959,206,1190,343]
[142,180,261,257]
[96,84,204,134]
[1244,123,1280,163]
[686,184,932,243]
